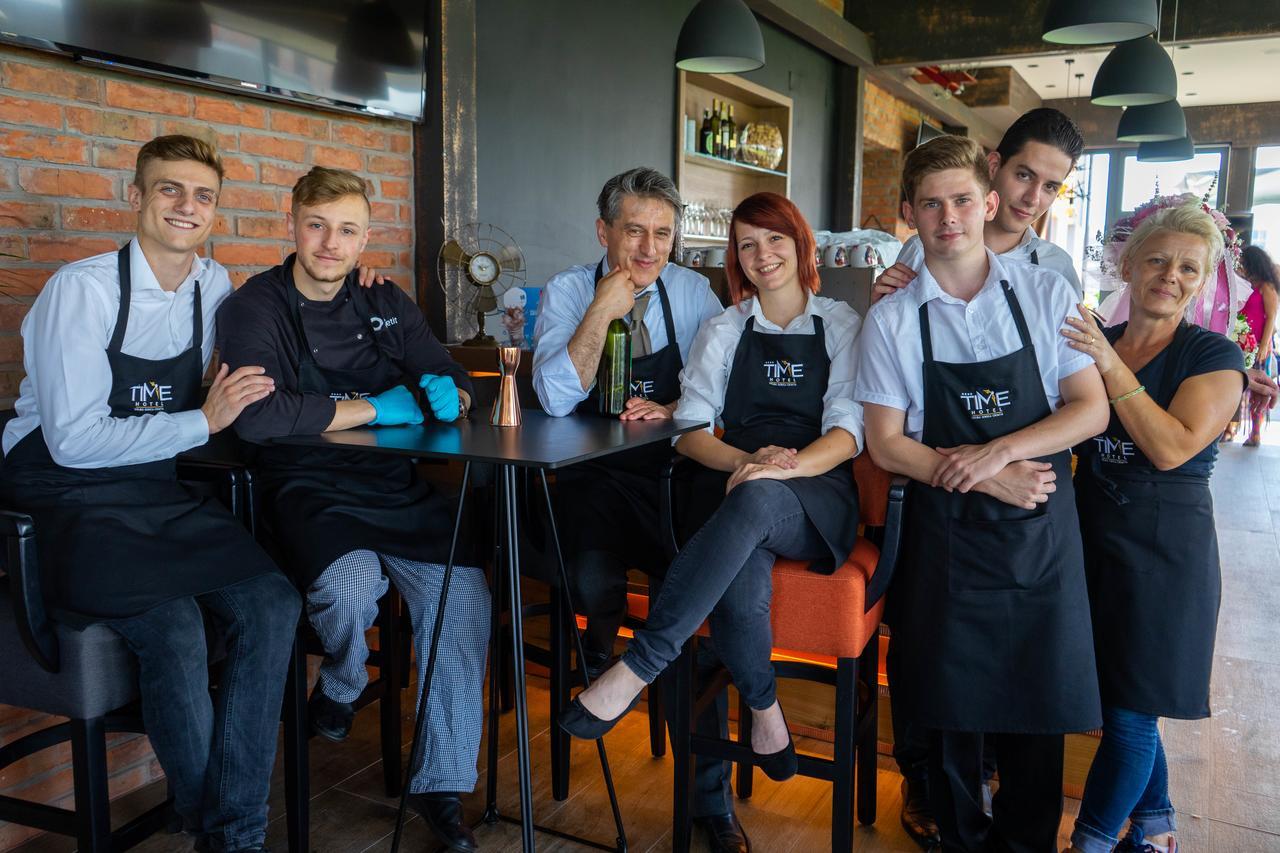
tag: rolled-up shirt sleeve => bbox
[532,274,592,416]
[25,272,209,468]
[822,310,865,453]
[673,317,733,435]
[854,311,912,413]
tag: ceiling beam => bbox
[744,0,875,67]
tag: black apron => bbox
[557,262,687,561]
[685,314,860,573]
[0,246,276,624]
[251,277,459,588]
[892,282,1101,733]
[1074,322,1219,719]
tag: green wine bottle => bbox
[597,318,632,417]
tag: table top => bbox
[274,410,708,469]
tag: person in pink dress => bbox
[1239,245,1278,446]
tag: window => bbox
[1252,146,1280,255]
[1045,151,1110,304]
[1119,149,1227,213]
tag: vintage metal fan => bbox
[436,223,526,346]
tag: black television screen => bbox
[0,0,427,121]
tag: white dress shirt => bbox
[896,227,1083,299]
[3,240,221,468]
[855,249,1094,441]
[532,256,723,416]
[674,293,866,452]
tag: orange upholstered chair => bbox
[662,453,904,853]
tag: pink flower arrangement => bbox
[1234,311,1259,368]
[1089,191,1243,280]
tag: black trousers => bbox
[928,730,1064,853]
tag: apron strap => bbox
[1000,280,1034,350]
[918,300,935,364]
[1029,248,1040,266]
[109,245,132,354]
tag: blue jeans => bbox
[622,478,829,709]
[107,572,301,852]
[1072,705,1177,852]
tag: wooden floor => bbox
[14,438,1280,852]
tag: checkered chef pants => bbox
[307,550,490,794]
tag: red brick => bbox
[236,216,288,239]
[0,235,23,257]
[388,133,411,154]
[194,97,267,128]
[371,225,412,246]
[0,201,57,230]
[0,303,31,333]
[359,251,397,269]
[398,204,411,222]
[19,167,116,200]
[93,141,143,171]
[64,106,156,142]
[0,131,88,165]
[333,124,388,149]
[0,96,62,129]
[398,251,413,269]
[27,236,120,264]
[0,335,23,364]
[368,154,411,177]
[260,163,307,187]
[270,112,329,138]
[240,134,305,162]
[156,120,238,154]
[211,242,282,266]
[105,80,191,116]
[1,61,98,102]
[380,178,409,199]
[221,156,256,183]
[309,144,363,170]
[0,268,54,296]
[211,214,232,236]
[61,206,136,232]
[219,187,277,211]
[229,270,253,288]
[370,201,397,223]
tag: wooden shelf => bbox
[683,150,787,178]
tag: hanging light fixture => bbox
[1091,35,1177,107]
[675,0,766,73]
[1138,133,1195,162]
[1042,0,1158,45]
[1117,100,1187,142]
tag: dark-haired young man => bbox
[877,107,1085,303]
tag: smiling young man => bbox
[530,167,744,851]
[0,135,299,853]
[855,135,1109,853]
[216,167,488,852]
[877,108,1085,303]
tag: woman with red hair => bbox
[559,192,865,783]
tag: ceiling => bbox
[964,36,1280,108]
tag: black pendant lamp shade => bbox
[1091,36,1177,107]
[1042,0,1158,45]
[675,0,766,73]
[1138,134,1195,162]
[1117,100,1187,143]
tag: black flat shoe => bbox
[556,691,642,740]
[695,813,751,853]
[410,793,478,853]
[308,688,354,743]
[753,708,797,782]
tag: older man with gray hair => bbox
[533,168,748,851]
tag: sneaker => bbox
[308,687,354,743]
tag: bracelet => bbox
[1109,385,1146,405]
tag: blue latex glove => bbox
[419,374,461,422]
[367,385,424,426]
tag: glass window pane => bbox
[1045,151,1110,304]
[1253,146,1280,255]
[1121,151,1223,211]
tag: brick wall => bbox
[0,43,415,850]
[0,43,416,409]
[860,80,946,241]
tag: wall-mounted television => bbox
[0,1,427,121]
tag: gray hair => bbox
[596,167,684,243]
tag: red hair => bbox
[724,192,820,305]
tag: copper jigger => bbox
[491,346,522,427]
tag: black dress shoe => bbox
[410,793,478,853]
[308,688,354,743]
[556,691,642,740]
[899,777,941,850]
[695,813,751,853]
[753,708,797,782]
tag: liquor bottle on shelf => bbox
[709,99,722,158]
[596,318,631,417]
[718,101,731,159]
[725,105,738,161]
[700,108,713,156]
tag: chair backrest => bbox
[1,509,59,672]
[853,453,892,528]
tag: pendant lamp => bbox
[1137,134,1195,163]
[1091,36,1177,107]
[1116,100,1187,143]
[1042,0,1158,45]
[675,0,766,73]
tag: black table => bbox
[278,411,707,852]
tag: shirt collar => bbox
[1007,227,1039,257]
[128,238,206,295]
[748,290,819,332]
[597,254,660,296]
[913,248,1010,307]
